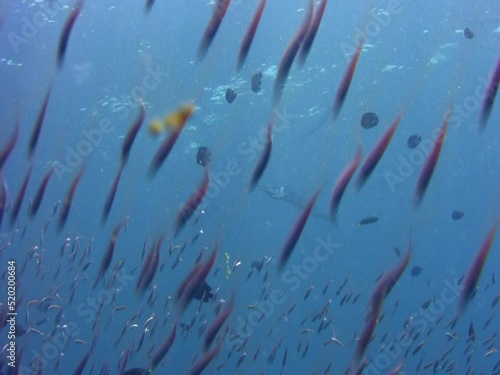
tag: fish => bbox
[121,104,145,165]
[101,165,124,225]
[457,220,499,317]
[57,0,83,69]
[204,294,234,351]
[358,216,379,226]
[197,0,231,61]
[145,0,155,14]
[0,119,19,171]
[0,175,6,228]
[176,246,218,316]
[329,144,363,222]
[196,146,212,167]
[277,189,320,271]
[123,366,147,375]
[298,0,328,65]
[360,112,379,129]
[411,266,423,277]
[29,168,54,218]
[194,281,214,302]
[452,210,464,220]
[10,165,32,225]
[407,134,422,149]
[149,102,194,135]
[251,72,263,93]
[28,84,52,158]
[273,0,314,107]
[237,0,267,72]
[135,236,163,297]
[249,118,273,191]
[414,110,449,207]
[479,52,500,132]
[225,88,237,103]
[351,250,410,371]
[174,168,210,237]
[332,37,364,119]
[150,322,177,370]
[357,112,403,189]
[463,27,474,39]
[58,166,85,231]
[93,219,126,289]
[188,342,221,375]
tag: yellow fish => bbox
[149,102,195,136]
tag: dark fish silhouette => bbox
[359,216,379,226]
[225,88,237,103]
[463,27,474,39]
[57,0,83,69]
[411,266,423,277]
[407,134,421,149]
[124,369,148,375]
[361,112,379,129]
[452,210,464,220]
[194,281,214,302]
[251,72,263,92]
[237,0,267,72]
[196,146,212,167]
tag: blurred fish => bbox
[407,134,421,149]
[463,27,474,39]
[457,220,499,317]
[237,0,267,72]
[0,175,6,228]
[204,294,234,351]
[332,37,364,119]
[30,168,54,219]
[414,110,449,207]
[298,0,327,65]
[0,119,19,171]
[149,102,194,135]
[277,189,320,271]
[225,88,237,103]
[196,146,212,167]
[479,52,500,132]
[359,216,378,226]
[273,0,314,107]
[58,166,85,231]
[174,168,210,237]
[28,84,52,158]
[452,210,464,220]
[145,0,155,14]
[10,165,32,225]
[249,118,273,191]
[357,112,402,189]
[197,0,231,61]
[121,104,145,165]
[411,266,423,277]
[251,72,263,92]
[329,144,362,223]
[57,0,83,69]
[194,281,214,302]
[101,165,124,225]
[150,322,177,370]
[124,368,149,375]
[361,112,378,129]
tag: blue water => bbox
[1,0,500,374]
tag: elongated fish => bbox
[277,189,320,271]
[30,168,54,218]
[413,110,449,207]
[28,84,52,158]
[57,0,83,69]
[197,0,231,61]
[237,0,267,72]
